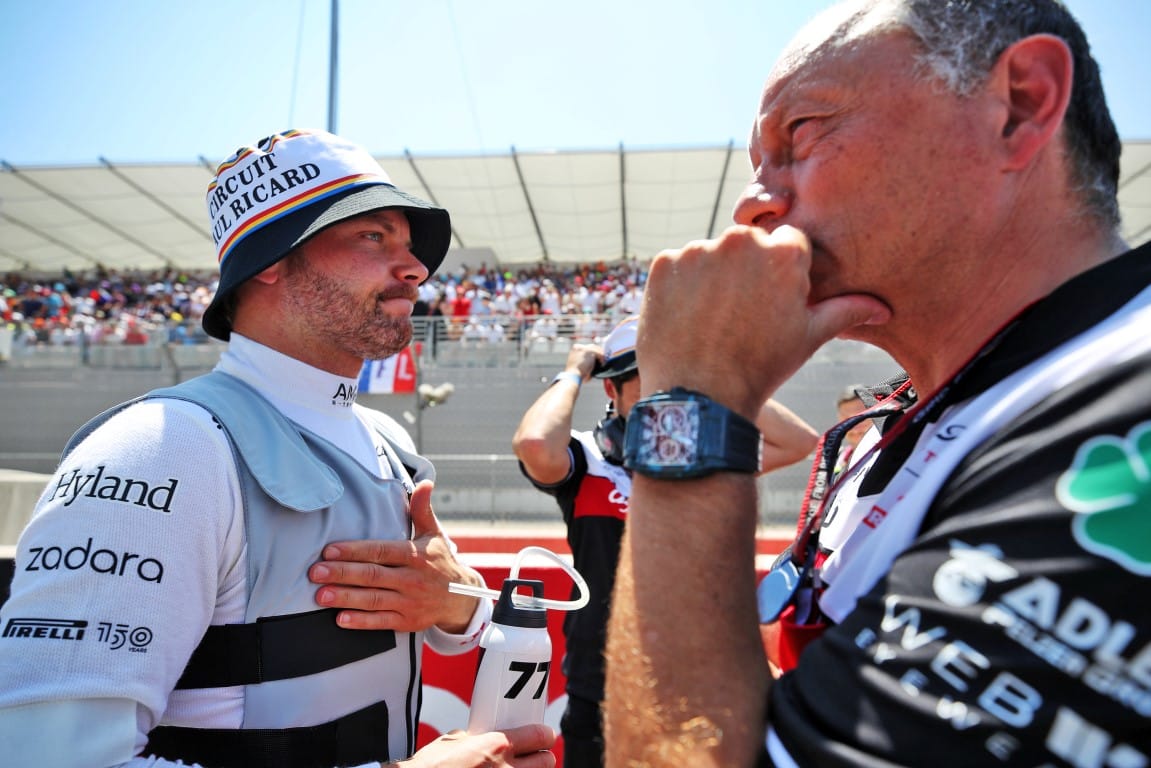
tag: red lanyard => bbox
[790,380,914,567]
[758,384,912,624]
[760,312,1027,624]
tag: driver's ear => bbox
[603,378,618,401]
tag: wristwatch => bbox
[623,387,761,478]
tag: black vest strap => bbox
[144,699,390,768]
[175,607,397,688]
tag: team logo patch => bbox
[931,541,1018,606]
[1056,420,1151,575]
[2,617,87,640]
[331,381,357,407]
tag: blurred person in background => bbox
[516,315,816,767]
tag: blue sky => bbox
[1,0,1149,166]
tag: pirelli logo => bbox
[2,617,88,640]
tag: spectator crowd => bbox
[0,258,646,353]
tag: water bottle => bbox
[467,578,552,732]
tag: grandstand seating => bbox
[0,315,900,533]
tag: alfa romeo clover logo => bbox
[1055,420,1151,575]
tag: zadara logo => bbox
[1056,420,1151,575]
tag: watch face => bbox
[636,400,700,466]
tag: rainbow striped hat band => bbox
[201,128,450,341]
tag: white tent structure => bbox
[2,141,1150,275]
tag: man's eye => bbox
[788,117,826,157]
[788,117,813,139]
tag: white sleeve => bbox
[0,398,245,767]
[422,526,492,656]
[423,595,492,656]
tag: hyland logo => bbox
[1056,420,1151,575]
[48,465,179,513]
[26,537,164,583]
[331,381,357,407]
[3,617,87,640]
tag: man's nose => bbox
[732,177,792,229]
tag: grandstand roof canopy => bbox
[2,142,1150,275]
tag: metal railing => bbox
[1,314,623,370]
[0,315,901,528]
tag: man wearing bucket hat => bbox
[513,315,816,767]
[0,129,555,767]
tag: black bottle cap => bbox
[492,578,547,628]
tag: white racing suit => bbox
[0,335,487,768]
